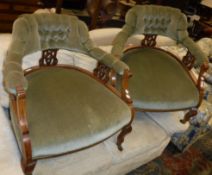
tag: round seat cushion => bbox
[24,67,131,159]
[122,47,199,110]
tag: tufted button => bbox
[67,28,71,33]
[166,19,171,24]
[155,18,159,24]
[144,27,149,33]
[161,18,165,25]
[143,17,147,23]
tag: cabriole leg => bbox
[117,109,135,151]
[117,124,132,151]
[180,108,198,124]
[21,158,36,175]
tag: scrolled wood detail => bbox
[180,108,198,124]
[93,62,111,83]
[39,49,58,66]
[117,107,135,151]
[141,34,157,47]
[182,51,195,70]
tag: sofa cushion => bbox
[146,112,189,135]
[31,112,170,175]
[33,143,111,175]
[122,47,199,110]
[23,67,131,158]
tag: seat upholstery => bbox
[22,67,130,158]
[122,48,199,110]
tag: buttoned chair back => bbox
[112,5,206,66]
[3,13,133,175]
[112,5,208,125]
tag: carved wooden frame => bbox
[124,34,208,124]
[10,49,134,175]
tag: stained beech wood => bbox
[15,86,36,174]
[109,69,116,87]
[180,108,198,124]
[117,107,135,151]
[121,69,132,104]
[93,62,111,84]
[141,34,157,47]
[182,51,196,70]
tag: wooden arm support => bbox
[16,86,29,135]
[197,62,209,91]
[15,86,35,174]
[109,69,116,87]
[121,69,133,104]
[94,63,132,104]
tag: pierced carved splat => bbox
[93,63,110,83]
[182,51,195,70]
[39,49,58,66]
[141,34,157,47]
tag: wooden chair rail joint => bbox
[197,61,209,90]
[16,86,30,136]
[121,69,133,104]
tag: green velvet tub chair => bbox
[3,13,134,175]
[111,5,208,124]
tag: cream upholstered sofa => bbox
[0,28,189,175]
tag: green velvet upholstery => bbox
[112,5,207,111]
[122,48,199,110]
[4,14,133,170]
[111,5,206,67]
[14,67,129,158]
[4,13,129,95]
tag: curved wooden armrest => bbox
[16,86,30,135]
[197,62,209,90]
[121,69,133,104]
[109,69,116,87]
